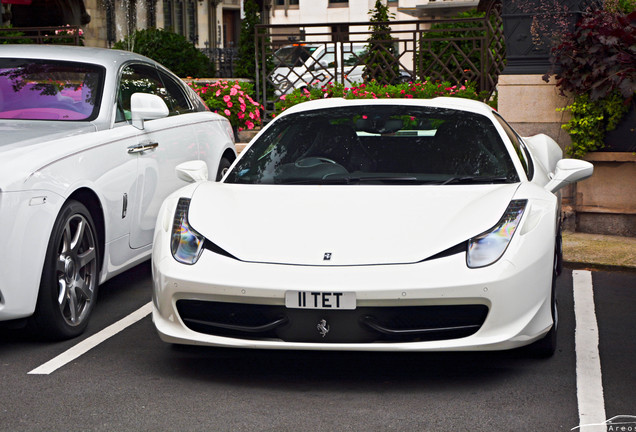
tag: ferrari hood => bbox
[187,183,521,266]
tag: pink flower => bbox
[230,87,238,96]
[223,95,231,103]
[227,101,233,108]
[215,89,221,97]
[240,104,246,112]
[280,95,286,100]
[249,111,255,119]
[362,115,368,119]
[224,109,231,116]
[246,121,255,130]
[238,97,245,105]
[238,112,245,119]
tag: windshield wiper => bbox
[347,176,422,184]
[440,176,511,185]
[278,176,428,185]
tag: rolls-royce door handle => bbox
[127,141,159,154]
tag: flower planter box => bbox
[572,152,636,237]
[603,99,636,153]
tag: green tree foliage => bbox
[417,9,489,84]
[363,0,400,85]
[113,28,214,78]
[235,0,273,82]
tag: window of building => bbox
[331,24,349,42]
[163,0,198,43]
[274,0,299,9]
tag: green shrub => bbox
[549,8,635,157]
[559,92,631,158]
[0,26,31,44]
[113,28,214,78]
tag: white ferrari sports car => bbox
[152,97,592,355]
[0,45,235,339]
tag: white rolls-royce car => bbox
[0,45,236,339]
[152,97,593,356]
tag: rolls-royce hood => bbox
[187,182,521,266]
[0,120,96,147]
[0,120,98,191]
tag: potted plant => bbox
[548,1,635,157]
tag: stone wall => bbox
[83,0,109,48]
[499,74,636,237]
[498,74,572,151]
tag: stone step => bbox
[237,129,259,143]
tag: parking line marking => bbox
[28,302,153,375]
[573,270,606,431]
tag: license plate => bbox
[285,291,356,310]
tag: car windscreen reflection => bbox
[0,59,104,121]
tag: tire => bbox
[216,157,232,181]
[32,200,100,340]
[530,252,559,357]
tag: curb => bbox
[564,261,636,274]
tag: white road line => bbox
[573,270,606,431]
[28,302,153,375]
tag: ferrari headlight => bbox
[467,200,527,268]
[170,198,205,265]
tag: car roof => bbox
[278,96,495,118]
[0,45,158,69]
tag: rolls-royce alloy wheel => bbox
[33,200,99,340]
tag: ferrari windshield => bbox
[0,59,104,121]
[225,105,520,185]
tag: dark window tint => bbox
[0,59,104,121]
[225,105,520,185]
[493,113,534,180]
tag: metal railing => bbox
[200,47,239,78]
[0,26,83,45]
[255,1,503,119]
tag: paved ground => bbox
[563,231,636,272]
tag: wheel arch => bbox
[222,148,237,164]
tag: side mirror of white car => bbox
[545,158,594,193]
[131,93,169,130]
[176,160,209,183]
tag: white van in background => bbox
[270,42,410,95]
